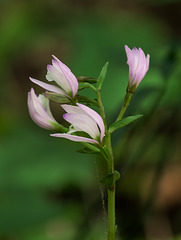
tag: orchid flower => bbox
[28,88,60,130]
[125,45,150,92]
[30,55,78,99]
[51,103,105,144]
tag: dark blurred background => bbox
[1,0,181,239]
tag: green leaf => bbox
[77,147,99,154]
[96,62,109,90]
[78,95,98,106]
[114,170,121,182]
[78,82,96,92]
[77,76,97,83]
[100,170,120,189]
[109,115,143,133]
[81,142,100,153]
[43,92,70,104]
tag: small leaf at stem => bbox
[96,62,109,90]
[100,145,112,161]
[109,114,143,133]
[100,170,120,189]
[77,147,99,154]
[100,148,109,161]
[78,95,98,106]
[81,142,100,153]
[78,82,96,92]
[77,76,97,83]
[114,170,120,182]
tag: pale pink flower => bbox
[51,103,105,144]
[28,88,59,129]
[30,55,78,99]
[125,45,150,92]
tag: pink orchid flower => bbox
[30,55,78,99]
[51,103,105,144]
[28,88,59,130]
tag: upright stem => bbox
[97,89,116,240]
[108,186,116,240]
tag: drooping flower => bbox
[125,45,150,93]
[30,55,78,99]
[28,88,60,130]
[51,103,105,144]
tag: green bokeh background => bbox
[1,0,181,239]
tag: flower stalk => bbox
[116,92,133,122]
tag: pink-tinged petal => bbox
[50,133,99,144]
[146,54,150,71]
[132,48,146,85]
[63,113,100,139]
[135,49,149,86]
[52,55,78,97]
[125,45,135,82]
[52,56,70,72]
[30,77,68,96]
[125,45,132,59]
[77,103,105,141]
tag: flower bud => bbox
[125,45,150,93]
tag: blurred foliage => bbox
[0,0,181,239]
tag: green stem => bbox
[116,92,133,122]
[106,133,116,240]
[96,89,116,240]
[108,187,116,240]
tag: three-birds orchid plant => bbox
[28,45,150,240]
